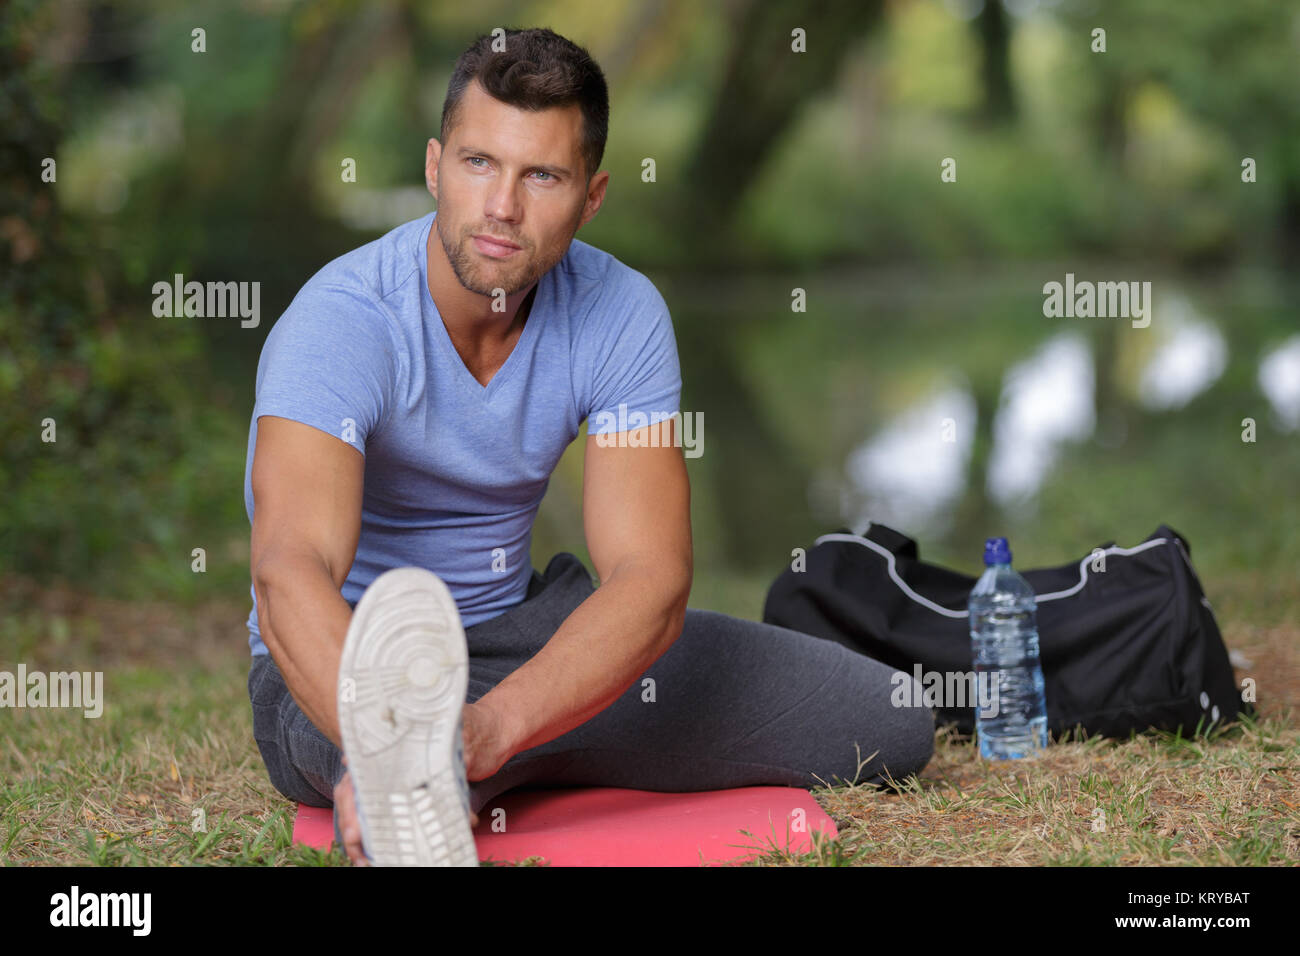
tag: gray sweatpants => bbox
[248,552,935,840]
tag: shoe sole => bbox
[337,566,477,866]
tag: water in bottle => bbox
[969,537,1048,759]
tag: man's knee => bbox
[248,655,343,807]
[810,666,935,791]
[860,671,936,787]
[883,693,937,782]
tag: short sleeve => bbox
[252,284,400,456]
[586,277,682,436]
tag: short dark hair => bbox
[440,27,609,183]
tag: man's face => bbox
[429,80,600,298]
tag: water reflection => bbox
[338,186,433,231]
[842,381,975,534]
[1138,292,1227,410]
[1259,335,1300,431]
[987,333,1095,506]
[834,290,1260,537]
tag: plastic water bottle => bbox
[969,537,1048,759]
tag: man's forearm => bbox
[474,559,690,764]
[255,553,353,748]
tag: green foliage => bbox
[0,1,245,601]
[2,0,1296,603]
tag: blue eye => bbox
[533,170,551,181]
[468,157,486,167]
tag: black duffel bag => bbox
[762,521,1248,739]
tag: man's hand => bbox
[462,698,514,782]
[334,759,369,866]
[335,716,486,866]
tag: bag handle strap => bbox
[859,520,919,561]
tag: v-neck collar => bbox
[420,212,546,399]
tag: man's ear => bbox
[579,170,610,229]
[425,138,442,197]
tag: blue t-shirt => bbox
[242,210,681,656]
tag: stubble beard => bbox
[434,199,584,298]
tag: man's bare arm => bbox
[250,415,365,748]
[470,418,693,766]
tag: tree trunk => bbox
[976,0,1016,124]
[673,0,884,258]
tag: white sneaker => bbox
[337,566,477,866]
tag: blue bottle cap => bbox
[984,537,1012,566]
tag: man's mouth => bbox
[472,234,523,258]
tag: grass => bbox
[799,714,1298,867]
[0,571,1296,866]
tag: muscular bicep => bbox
[582,418,692,591]
[251,415,364,589]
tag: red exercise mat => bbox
[292,786,838,866]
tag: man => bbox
[244,26,934,866]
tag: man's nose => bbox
[484,175,522,224]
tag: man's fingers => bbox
[346,828,367,866]
[334,769,369,866]
[336,759,477,861]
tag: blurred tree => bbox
[1060,0,1300,266]
[949,362,1004,553]
[674,0,884,251]
[975,0,1016,124]
[665,0,886,566]
[0,0,239,594]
